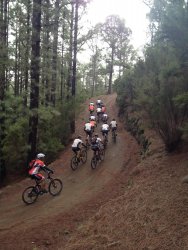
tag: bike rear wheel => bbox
[100,149,105,161]
[80,149,87,164]
[71,156,79,170]
[22,186,38,205]
[112,131,116,142]
[49,179,63,196]
[91,155,97,169]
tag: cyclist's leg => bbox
[36,174,47,192]
[102,130,105,141]
[106,131,109,141]
[77,147,82,159]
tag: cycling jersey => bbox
[96,99,101,105]
[101,124,109,131]
[72,138,83,148]
[101,106,106,113]
[90,120,96,128]
[90,115,96,121]
[84,122,92,131]
[89,105,94,111]
[29,159,45,174]
[110,120,117,128]
[102,114,108,119]
[91,137,103,151]
[97,107,102,113]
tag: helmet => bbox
[37,153,45,159]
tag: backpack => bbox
[28,159,36,169]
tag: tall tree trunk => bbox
[60,7,66,102]
[66,2,74,100]
[14,26,19,96]
[28,0,42,162]
[51,0,60,106]
[23,0,31,107]
[70,0,79,133]
[0,0,8,182]
[42,0,51,106]
[108,47,114,94]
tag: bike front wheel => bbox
[49,179,63,196]
[71,156,79,170]
[91,156,97,169]
[22,186,39,205]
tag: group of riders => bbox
[27,99,117,193]
[71,99,118,162]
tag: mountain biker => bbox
[96,99,102,108]
[102,113,108,122]
[110,118,117,135]
[89,114,97,131]
[91,133,103,159]
[88,103,94,114]
[84,121,93,139]
[89,114,96,121]
[28,153,53,193]
[90,119,97,133]
[101,105,106,114]
[101,121,110,141]
[72,135,87,160]
[96,106,102,121]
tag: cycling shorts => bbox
[30,173,44,181]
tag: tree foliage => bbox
[116,0,188,152]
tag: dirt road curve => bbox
[0,93,140,250]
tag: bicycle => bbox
[112,128,117,142]
[97,113,102,123]
[85,135,91,150]
[103,133,108,149]
[22,172,63,205]
[91,147,105,169]
[70,147,87,170]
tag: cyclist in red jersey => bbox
[89,103,94,114]
[29,153,53,193]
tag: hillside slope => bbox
[0,93,188,250]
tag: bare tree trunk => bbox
[42,0,51,106]
[0,0,8,182]
[108,47,114,94]
[91,53,97,97]
[28,0,42,162]
[23,0,31,107]
[66,2,74,100]
[51,0,60,106]
[60,7,66,102]
[70,0,79,133]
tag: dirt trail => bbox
[0,93,140,249]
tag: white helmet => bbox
[37,153,45,159]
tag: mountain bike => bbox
[70,147,87,170]
[103,133,108,149]
[91,147,105,169]
[85,137,90,150]
[22,172,63,205]
[112,128,117,142]
[97,112,102,123]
